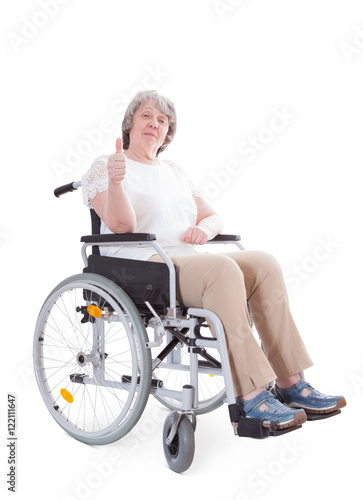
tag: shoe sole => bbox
[286,397,347,415]
[277,410,307,429]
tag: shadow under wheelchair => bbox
[33,181,341,473]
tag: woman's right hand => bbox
[107,137,126,185]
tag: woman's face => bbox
[128,101,169,156]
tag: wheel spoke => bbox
[34,276,151,444]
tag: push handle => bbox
[54,181,81,198]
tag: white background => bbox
[1,1,362,499]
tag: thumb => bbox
[115,137,123,154]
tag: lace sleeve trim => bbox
[81,155,110,208]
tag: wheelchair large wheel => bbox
[152,327,226,415]
[33,273,151,445]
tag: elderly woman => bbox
[81,90,346,429]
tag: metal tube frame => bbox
[81,238,243,408]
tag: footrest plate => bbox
[236,416,302,439]
[306,409,341,421]
[267,424,302,436]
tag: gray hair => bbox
[121,90,177,156]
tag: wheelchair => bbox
[33,180,332,473]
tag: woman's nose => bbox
[148,118,158,128]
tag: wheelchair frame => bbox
[33,180,308,474]
[80,231,241,410]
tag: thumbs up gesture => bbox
[107,137,127,185]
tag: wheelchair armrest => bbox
[206,234,245,250]
[80,233,240,244]
[208,234,241,242]
[80,233,157,243]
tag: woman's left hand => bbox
[181,226,209,245]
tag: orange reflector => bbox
[87,304,102,318]
[60,388,74,403]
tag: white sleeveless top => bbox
[81,155,200,260]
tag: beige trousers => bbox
[148,249,313,397]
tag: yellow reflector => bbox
[60,388,74,403]
[209,374,214,377]
[87,304,102,318]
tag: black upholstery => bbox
[83,254,173,313]
[90,209,101,255]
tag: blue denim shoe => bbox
[273,380,347,415]
[239,390,307,429]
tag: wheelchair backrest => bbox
[90,209,101,255]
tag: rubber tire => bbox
[163,413,195,473]
[33,273,151,445]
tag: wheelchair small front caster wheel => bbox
[163,413,195,473]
